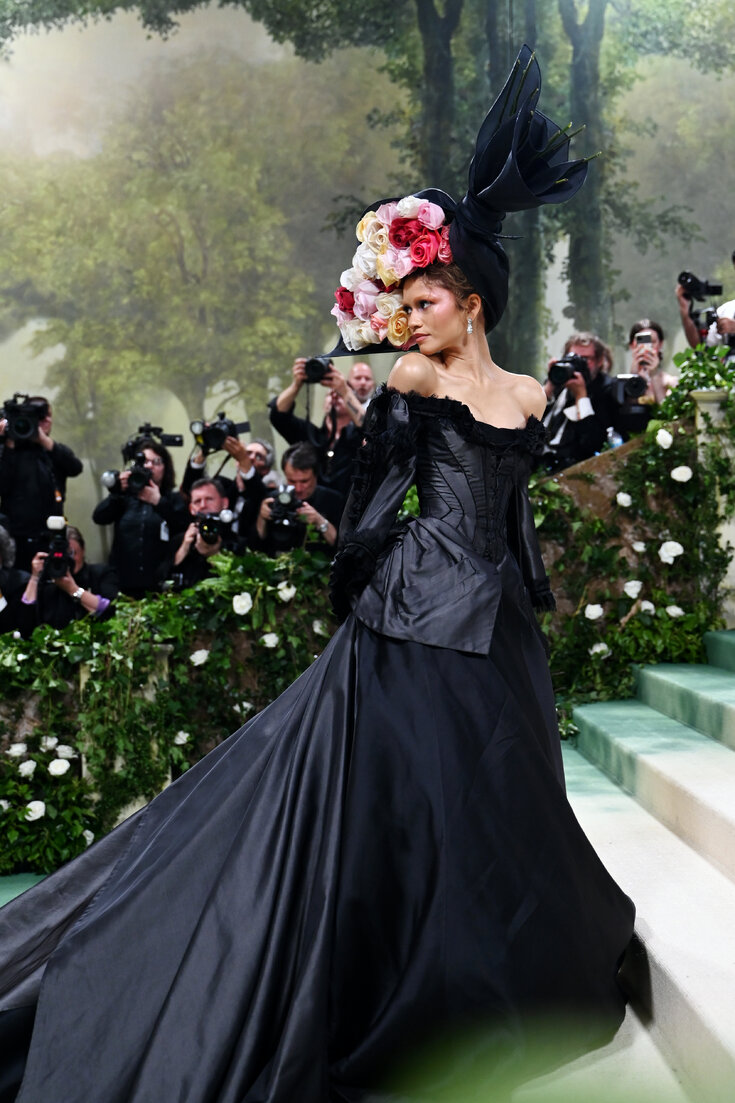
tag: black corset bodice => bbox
[331,388,551,655]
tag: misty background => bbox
[0,1,733,559]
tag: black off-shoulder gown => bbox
[0,392,634,1103]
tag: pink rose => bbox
[375,201,399,225]
[437,225,453,264]
[376,247,415,286]
[389,217,422,250]
[416,201,445,230]
[331,303,354,327]
[409,229,440,267]
[369,314,389,337]
[352,279,382,320]
[335,286,355,312]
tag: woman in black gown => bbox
[0,47,634,1103]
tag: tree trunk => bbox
[414,0,464,191]
[558,0,611,336]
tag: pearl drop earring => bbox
[467,317,473,335]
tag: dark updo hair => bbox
[628,318,665,345]
[402,261,488,330]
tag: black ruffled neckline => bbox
[378,387,547,452]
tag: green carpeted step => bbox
[704,629,735,674]
[573,698,735,885]
[635,664,735,749]
[0,873,44,908]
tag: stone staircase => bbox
[546,628,735,1103]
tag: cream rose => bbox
[356,210,379,243]
[352,242,379,279]
[396,195,422,217]
[387,309,410,347]
[25,800,46,821]
[671,466,693,483]
[616,492,632,508]
[261,633,280,649]
[666,605,685,617]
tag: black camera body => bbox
[122,423,183,464]
[40,519,73,581]
[303,357,332,384]
[678,271,723,302]
[189,412,251,456]
[195,509,234,546]
[612,374,648,404]
[548,354,591,390]
[269,486,302,528]
[1,394,45,443]
[100,452,151,496]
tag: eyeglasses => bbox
[144,457,165,467]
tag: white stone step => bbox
[573,698,735,885]
[515,1004,690,1103]
[563,744,735,1103]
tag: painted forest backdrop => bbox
[0,0,733,556]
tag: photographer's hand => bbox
[323,367,365,426]
[298,502,336,546]
[274,359,307,413]
[631,344,656,382]
[716,316,735,337]
[0,418,14,448]
[565,372,588,401]
[174,523,198,565]
[36,425,54,452]
[195,533,222,558]
[22,552,47,604]
[224,436,251,471]
[139,482,161,507]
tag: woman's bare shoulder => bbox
[509,373,547,420]
[388,353,438,396]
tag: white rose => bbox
[173,731,190,745]
[312,619,329,637]
[25,800,46,821]
[16,654,28,662]
[6,742,27,758]
[584,604,604,620]
[277,582,297,603]
[659,540,684,564]
[588,642,611,658]
[40,735,59,751]
[357,320,383,346]
[83,829,95,846]
[656,428,673,449]
[396,195,422,217]
[623,580,643,599]
[374,291,404,319]
[12,631,21,639]
[55,745,76,759]
[616,492,632,508]
[261,633,280,649]
[671,466,693,483]
[361,218,390,254]
[632,541,647,553]
[0,799,10,811]
[18,760,37,777]
[640,600,656,614]
[339,317,368,352]
[666,605,685,617]
[339,267,362,292]
[232,592,253,616]
[190,649,209,666]
[48,758,71,777]
[352,242,379,279]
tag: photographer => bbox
[348,362,376,406]
[0,395,83,571]
[251,443,343,558]
[0,523,30,635]
[540,333,621,471]
[163,478,243,590]
[181,430,269,539]
[628,319,676,403]
[20,525,118,634]
[676,264,735,359]
[92,439,188,598]
[268,358,365,499]
[247,439,280,490]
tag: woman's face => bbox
[142,448,166,486]
[402,277,466,355]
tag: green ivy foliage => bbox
[0,550,335,873]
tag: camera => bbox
[303,357,332,384]
[269,486,302,528]
[40,517,73,581]
[189,412,251,456]
[548,354,591,389]
[1,394,46,443]
[612,374,648,404]
[678,271,723,302]
[100,452,151,496]
[195,509,234,546]
[121,423,183,464]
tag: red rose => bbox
[409,229,440,268]
[335,286,355,312]
[437,225,453,264]
[388,217,422,250]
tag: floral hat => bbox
[327,44,589,356]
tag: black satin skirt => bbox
[0,560,634,1102]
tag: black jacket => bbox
[92,491,189,596]
[0,439,83,537]
[268,400,360,501]
[249,484,344,559]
